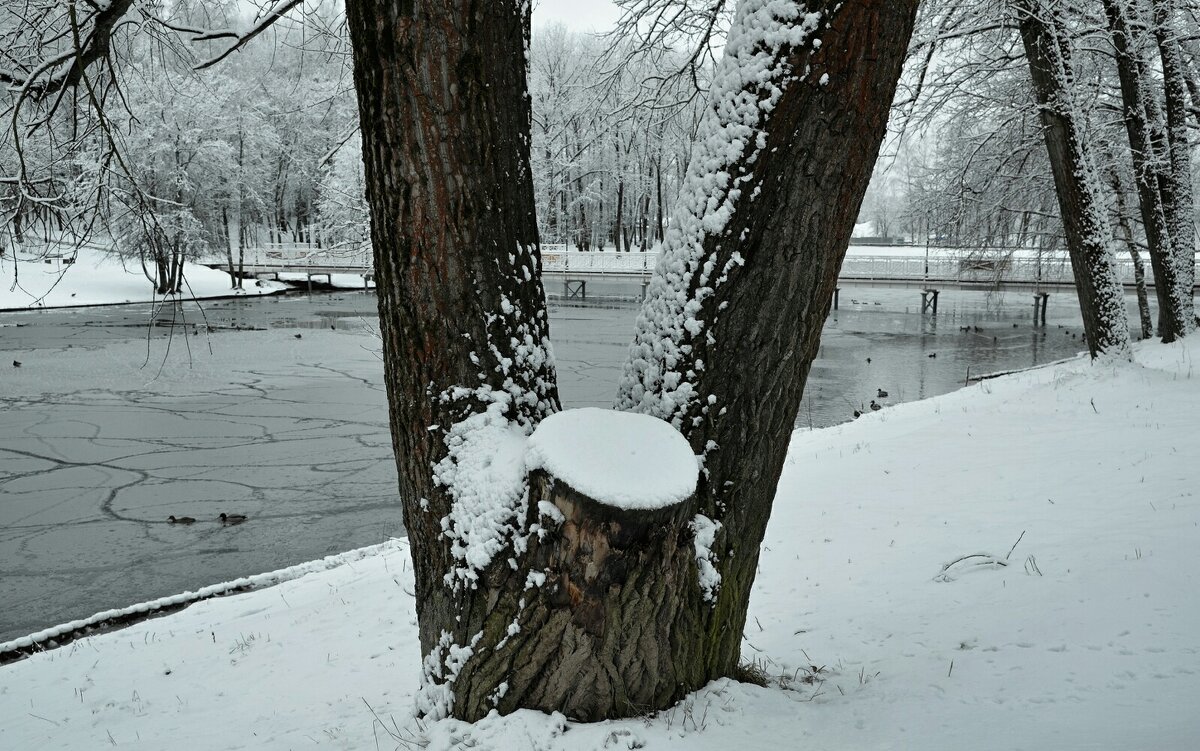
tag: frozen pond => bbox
[0,286,1119,640]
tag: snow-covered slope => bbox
[1,340,1198,750]
[0,247,285,310]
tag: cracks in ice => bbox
[0,365,398,641]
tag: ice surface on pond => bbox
[0,287,1103,640]
[526,407,698,510]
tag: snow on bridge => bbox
[224,243,1188,292]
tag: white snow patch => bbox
[526,408,697,510]
[434,398,531,587]
[690,513,723,602]
[416,629,482,721]
[616,1,827,425]
[0,245,287,310]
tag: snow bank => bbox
[0,540,404,659]
[0,246,286,310]
[526,407,698,510]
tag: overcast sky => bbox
[532,0,621,31]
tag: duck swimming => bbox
[219,513,248,525]
[869,400,882,411]
[168,515,196,524]
[877,388,889,398]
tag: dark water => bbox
[548,284,1106,428]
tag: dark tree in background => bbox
[1014,0,1133,358]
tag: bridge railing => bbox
[542,250,660,274]
[226,244,1170,288]
[204,242,372,270]
[839,254,1154,286]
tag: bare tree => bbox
[1014,0,1132,357]
[1104,0,1195,341]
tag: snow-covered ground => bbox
[0,246,287,310]
[2,338,1197,749]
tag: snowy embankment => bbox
[2,341,1199,750]
[0,247,286,310]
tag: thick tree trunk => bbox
[345,0,560,721]
[1015,0,1132,358]
[616,0,919,707]
[1103,0,1191,340]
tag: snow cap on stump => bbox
[525,407,698,510]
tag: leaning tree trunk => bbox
[613,0,919,707]
[1150,0,1197,337]
[1103,0,1192,341]
[346,0,916,723]
[344,0,560,720]
[1105,161,1155,339]
[1014,0,1132,358]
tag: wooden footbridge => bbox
[218,244,1191,311]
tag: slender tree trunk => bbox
[222,207,236,289]
[1014,0,1132,358]
[1151,0,1197,336]
[615,176,625,253]
[1103,0,1190,340]
[1106,163,1155,338]
[655,154,664,243]
[237,224,245,288]
[235,125,245,289]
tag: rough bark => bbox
[1015,0,1132,358]
[343,0,559,719]
[616,0,920,705]
[452,472,701,720]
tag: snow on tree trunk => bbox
[1149,0,1197,338]
[343,0,559,721]
[614,0,919,694]
[1105,162,1156,339]
[1014,0,1132,359]
[1103,0,1193,341]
